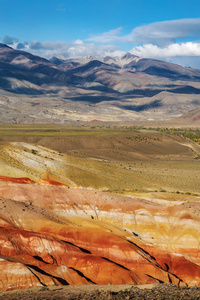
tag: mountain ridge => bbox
[1,43,200,124]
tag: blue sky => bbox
[1,0,200,68]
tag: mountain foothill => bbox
[0,43,200,124]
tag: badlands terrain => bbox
[0,125,200,299]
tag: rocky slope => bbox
[0,134,200,194]
[0,134,199,291]
[1,43,200,123]
[0,176,199,291]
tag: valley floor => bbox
[0,124,200,194]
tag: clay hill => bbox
[0,177,200,292]
[0,127,200,292]
[1,43,200,123]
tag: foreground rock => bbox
[0,284,200,300]
[0,178,199,291]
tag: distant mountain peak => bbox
[1,45,200,125]
[121,52,137,59]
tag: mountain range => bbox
[1,43,200,124]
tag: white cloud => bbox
[127,18,200,46]
[87,27,123,43]
[129,42,200,69]
[21,40,121,59]
[2,18,200,69]
[74,39,84,45]
[87,18,200,46]
[130,42,200,58]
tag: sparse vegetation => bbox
[31,149,37,155]
[0,124,200,194]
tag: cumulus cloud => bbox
[74,39,84,45]
[1,36,121,59]
[87,18,200,46]
[24,40,121,59]
[130,42,200,58]
[129,42,200,69]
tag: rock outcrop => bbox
[0,178,199,291]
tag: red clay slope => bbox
[0,175,35,184]
[0,175,68,186]
[0,177,199,291]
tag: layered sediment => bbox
[0,178,199,291]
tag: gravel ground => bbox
[0,284,200,300]
[78,284,200,300]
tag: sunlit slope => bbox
[0,181,200,290]
[0,127,200,193]
[0,141,153,191]
[0,127,200,291]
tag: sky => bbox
[1,0,200,68]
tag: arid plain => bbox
[0,124,200,194]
